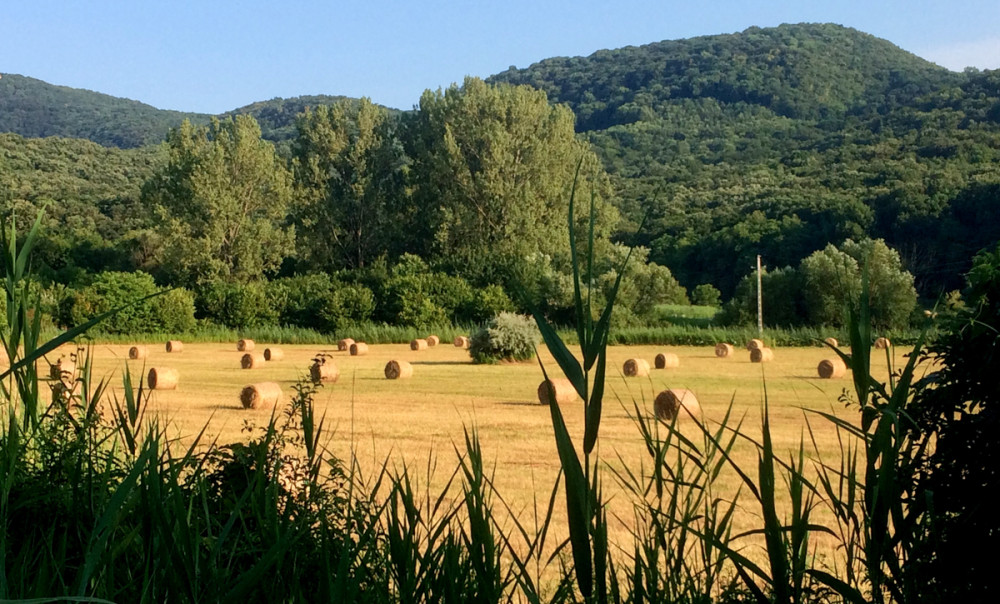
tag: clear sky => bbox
[2,1,998,114]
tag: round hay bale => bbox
[337,338,355,351]
[310,361,340,384]
[165,340,183,353]
[147,367,179,390]
[241,353,266,369]
[654,352,680,369]
[385,360,413,379]
[350,342,369,356]
[746,338,764,351]
[410,338,428,351]
[537,378,578,405]
[237,339,255,352]
[453,336,470,348]
[623,358,651,377]
[818,358,847,379]
[715,343,734,358]
[426,335,440,347]
[240,382,282,409]
[823,337,838,348]
[750,347,774,363]
[874,337,891,350]
[654,389,700,421]
[264,347,284,361]
[128,346,149,360]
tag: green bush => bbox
[154,288,197,333]
[468,312,539,364]
[721,265,808,327]
[267,273,335,330]
[381,267,475,327]
[691,283,721,307]
[60,271,196,333]
[319,284,376,332]
[458,284,515,324]
[906,242,1000,601]
[197,280,279,329]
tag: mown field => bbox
[50,338,907,566]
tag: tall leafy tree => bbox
[800,238,917,329]
[292,98,406,271]
[141,116,295,285]
[404,77,616,283]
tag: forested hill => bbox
[489,23,959,130]
[0,74,209,148]
[0,74,369,148]
[490,23,1000,298]
[220,96,382,143]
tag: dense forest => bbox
[1,23,998,333]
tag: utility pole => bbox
[756,254,763,337]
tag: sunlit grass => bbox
[45,339,902,570]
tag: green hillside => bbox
[0,74,379,148]
[0,74,209,148]
[491,24,1000,297]
[490,23,959,130]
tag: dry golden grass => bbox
[58,340,905,564]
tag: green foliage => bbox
[721,266,808,327]
[904,242,1000,601]
[457,284,515,324]
[266,272,334,329]
[801,238,917,329]
[319,284,376,332]
[292,98,407,271]
[0,73,210,148]
[468,312,539,364]
[691,283,721,307]
[605,245,689,325]
[142,116,295,285]
[404,76,618,283]
[61,271,195,333]
[197,280,279,329]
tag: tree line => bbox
[1,78,689,333]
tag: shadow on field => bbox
[497,401,543,407]
[409,360,473,366]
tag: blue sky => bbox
[2,1,998,113]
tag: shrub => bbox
[154,288,197,332]
[468,312,539,364]
[197,280,279,329]
[424,273,474,318]
[905,242,1000,601]
[458,284,515,324]
[319,284,376,332]
[721,266,808,327]
[382,269,474,327]
[691,283,721,307]
[268,273,335,329]
[60,271,196,333]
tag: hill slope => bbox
[0,73,381,148]
[0,74,209,148]
[490,23,959,131]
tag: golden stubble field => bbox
[48,339,907,566]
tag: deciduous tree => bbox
[142,116,294,285]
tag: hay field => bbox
[49,339,908,559]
